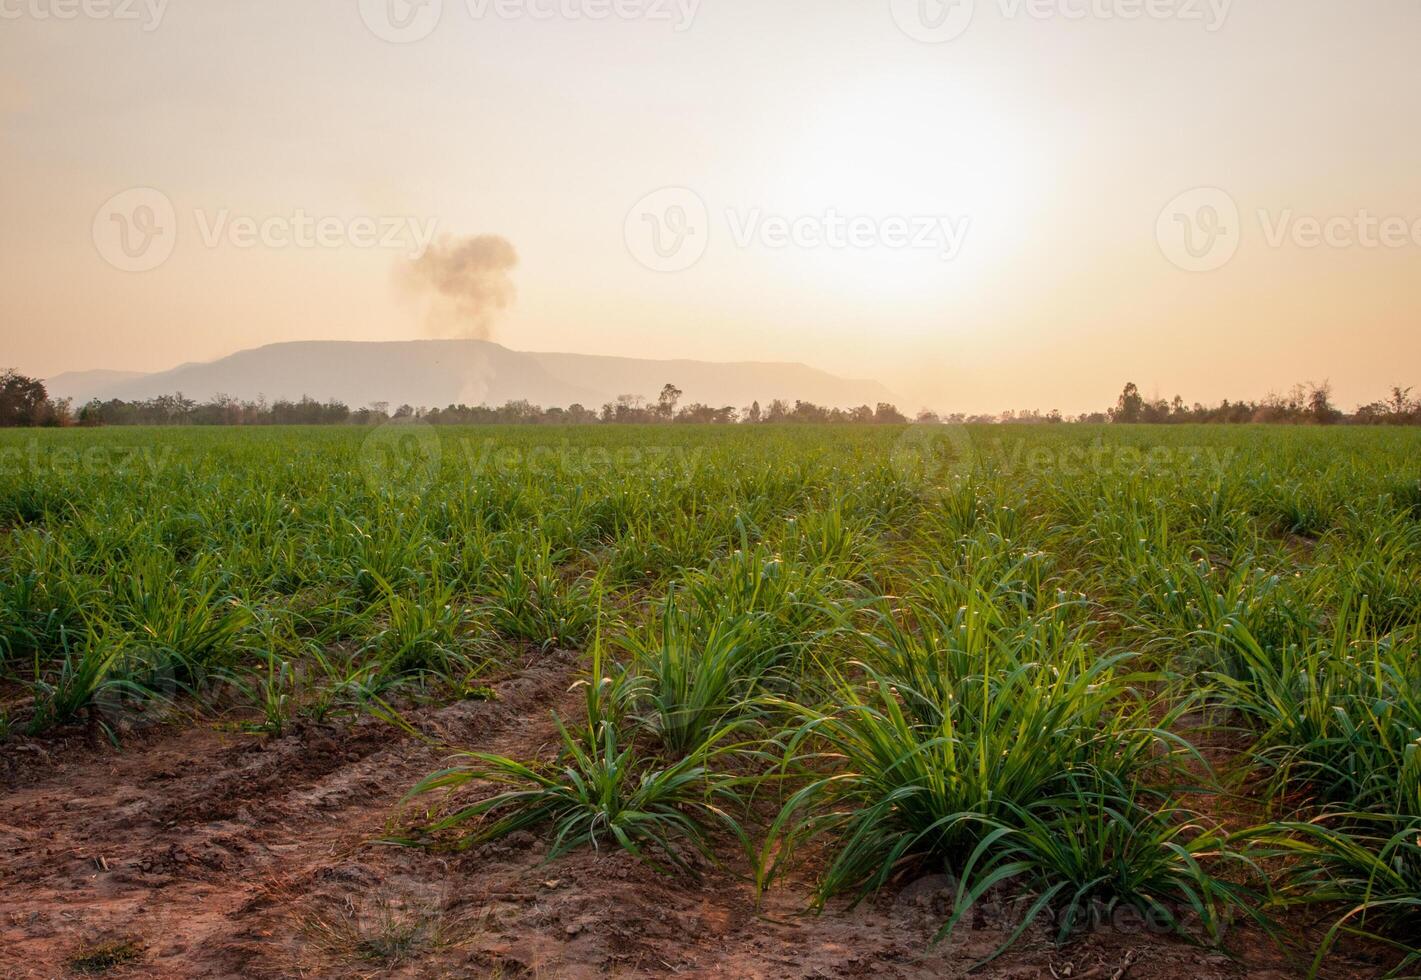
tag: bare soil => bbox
[0,652,1394,979]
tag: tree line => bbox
[1098,381,1421,426]
[0,376,915,428]
[1,369,1417,427]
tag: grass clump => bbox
[398,641,749,877]
[68,938,144,973]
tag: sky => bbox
[2,0,1419,415]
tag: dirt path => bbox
[1,648,1386,979]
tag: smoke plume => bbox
[400,233,518,339]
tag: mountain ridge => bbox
[46,340,900,412]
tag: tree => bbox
[0,369,50,426]
[609,393,653,423]
[675,403,737,424]
[793,400,830,423]
[874,402,907,424]
[1140,397,1171,424]
[565,403,598,424]
[1112,382,1143,424]
[78,399,105,426]
[1354,400,1389,424]
[1308,382,1339,425]
[744,400,762,424]
[1388,386,1415,421]
[657,383,683,420]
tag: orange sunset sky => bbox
[2,0,1419,414]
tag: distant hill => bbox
[46,340,899,411]
[42,369,148,403]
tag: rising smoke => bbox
[400,233,518,339]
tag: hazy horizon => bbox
[4,0,1420,415]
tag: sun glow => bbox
[761,78,1045,293]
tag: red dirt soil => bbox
[0,651,1395,979]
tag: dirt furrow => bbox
[3,645,1384,979]
[0,650,581,979]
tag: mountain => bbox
[525,351,893,413]
[45,340,899,412]
[42,369,148,404]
